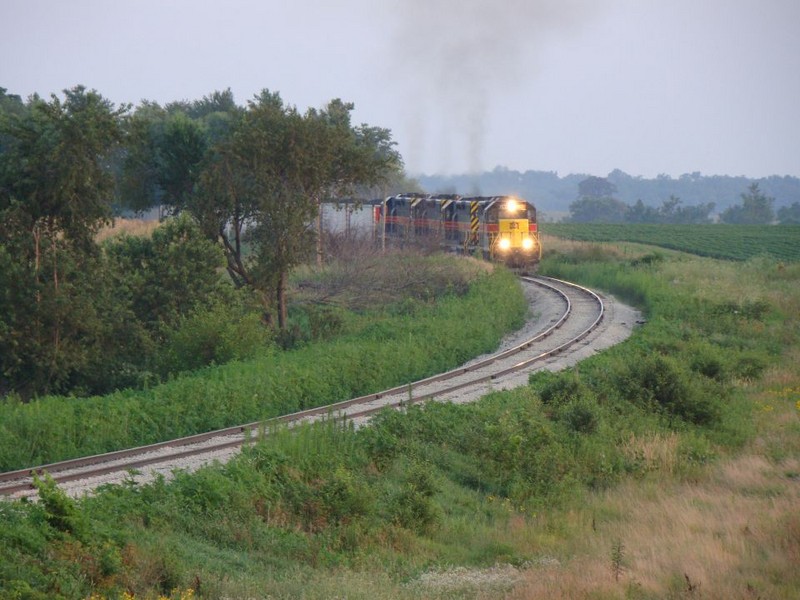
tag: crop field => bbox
[542,223,800,261]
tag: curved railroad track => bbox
[0,276,622,500]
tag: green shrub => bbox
[732,352,768,381]
[389,462,441,534]
[33,473,87,539]
[557,398,601,434]
[615,354,721,426]
[159,292,272,375]
[536,371,593,407]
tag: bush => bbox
[557,398,601,434]
[615,353,721,426]
[389,462,441,534]
[536,372,593,407]
[160,291,272,375]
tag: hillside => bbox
[2,235,798,599]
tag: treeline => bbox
[0,86,403,400]
[567,179,799,224]
[418,166,800,216]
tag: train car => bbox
[373,193,541,271]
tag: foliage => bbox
[777,201,800,224]
[567,196,629,223]
[569,193,717,225]
[157,290,271,375]
[577,175,617,199]
[613,353,722,426]
[719,182,775,224]
[627,195,715,224]
[33,473,87,539]
[0,87,126,398]
[117,91,241,215]
[194,91,401,328]
[103,213,227,331]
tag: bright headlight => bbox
[522,237,534,250]
[506,199,519,212]
[498,237,511,251]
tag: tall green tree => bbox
[719,183,775,224]
[119,105,209,215]
[118,92,241,216]
[578,176,617,199]
[308,99,402,264]
[568,196,629,223]
[0,87,126,397]
[219,91,326,328]
[196,91,401,329]
[777,202,800,225]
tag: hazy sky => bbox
[2,0,798,178]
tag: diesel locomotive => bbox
[373,193,541,271]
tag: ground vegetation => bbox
[2,230,798,599]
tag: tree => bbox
[669,200,715,224]
[104,214,226,331]
[119,105,213,215]
[305,99,402,264]
[626,199,658,223]
[777,202,800,225]
[187,88,238,119]
[719,183,775,224]
[653,195,715,224]
[578,176,618,199]
[224,91,330,329]
[568,196,628,223]
[0,87,126,397]
[196,91,401,329]
[0,88,24,110]
[117,92,241,216]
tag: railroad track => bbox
[0,276,606,500]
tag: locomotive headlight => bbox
[505,199,519,212]
[522,237,535,251]
[498,237,511,251]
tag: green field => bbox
[543,223,800,261]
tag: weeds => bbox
[610,538,625,582]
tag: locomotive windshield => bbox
[494,197,535,221]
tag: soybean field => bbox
[543,223,800,261]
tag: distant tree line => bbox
[418,166,800,216]
[566,178,794,224]
[0,86,402,399]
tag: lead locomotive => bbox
[373,193,541,271]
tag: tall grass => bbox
[96,218,160,242]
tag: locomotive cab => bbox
[482,196,541,268]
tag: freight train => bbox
[372,193,541,271]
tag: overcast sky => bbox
[2,0,798,178]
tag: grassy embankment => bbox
[0,254,525,471]
[2,229,799,599]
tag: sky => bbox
[1,0,798,179]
